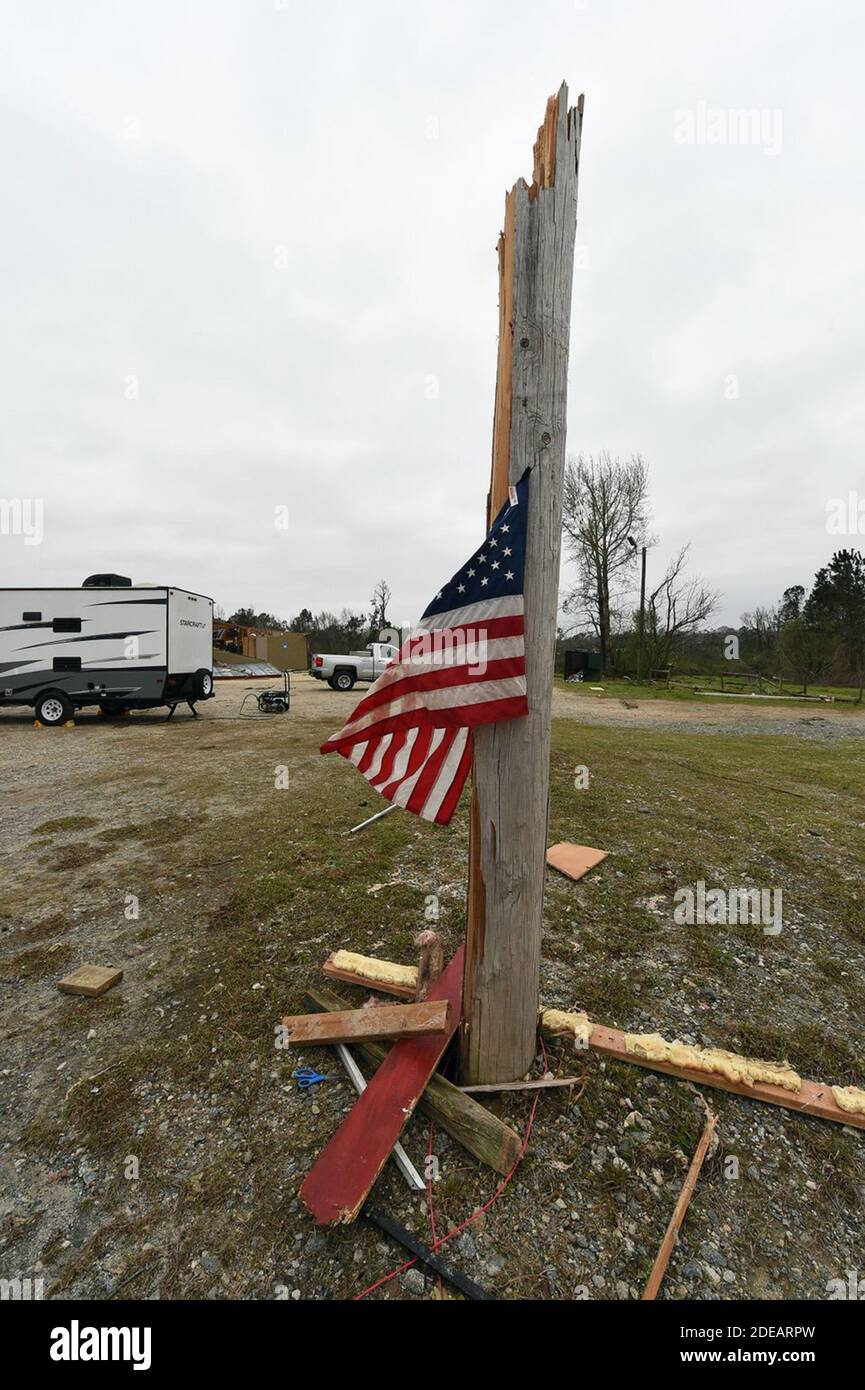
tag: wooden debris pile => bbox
[283,930,865,1298]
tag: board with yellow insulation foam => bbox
[832,1084,865,1116]
[326,950,418,992]
[622,1032,802,1092]
[539,1008,592,1048]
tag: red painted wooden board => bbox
[301,947,464,1225]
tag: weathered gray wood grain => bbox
[462,85,583,1084]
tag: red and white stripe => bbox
[320,596,526,824]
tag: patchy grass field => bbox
[1,676,864,1300]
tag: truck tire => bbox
[193,669,214,699]
[35,690,73,726]
[333,669,356,692]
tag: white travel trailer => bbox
[0,575,215,724]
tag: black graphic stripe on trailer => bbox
[85,597,168,607]
[0,622,55,632]
[12,630,160,650]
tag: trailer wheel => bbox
[333,670,356,692]
[193,669,214,699]
[35,691,73,726]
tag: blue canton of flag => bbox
[320,471,530,824]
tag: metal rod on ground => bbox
[333,1041,425,1191]
[362,1204,495,1300]
[348,803,399,834]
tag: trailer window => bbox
[23,611,42,621]
[53,618,82,633]
[53,657,81,671]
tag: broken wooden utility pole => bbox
[461,84,583,1085]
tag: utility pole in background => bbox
[638,544,647,680]
[629,536,648,681]
[461,85,583,1085]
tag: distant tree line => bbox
[740,551,865,695]
[228,453,865,698]
[227,579,394,657]
[226,607,291,631]
[559,452,865,696]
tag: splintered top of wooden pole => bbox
[489,83,583,520]
[530,90,560,196]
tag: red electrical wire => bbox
[354,1060,544,1301]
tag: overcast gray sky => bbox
[2,0,862,628]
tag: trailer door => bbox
[167,590,213,676]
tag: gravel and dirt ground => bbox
[553,684,865,740]
[2,675,864,1300]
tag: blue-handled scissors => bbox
[292,1066,332,1090]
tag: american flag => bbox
[320,471,529,825]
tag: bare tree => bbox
[368,578,392,636]
[561,452,650,672]
[777,616,833,695]
[739,604,780,652]
[643,546,719,672]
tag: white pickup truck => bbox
[310,641,399,691]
